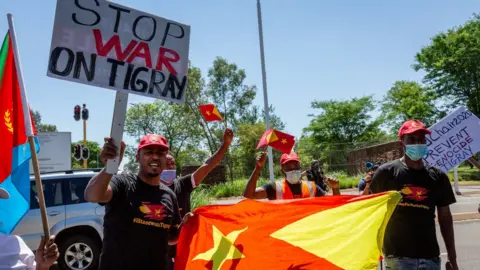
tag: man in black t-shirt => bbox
[370,120,458,270]
[84,134,188,270]
[243,151,340,200]
[162,128,233,269]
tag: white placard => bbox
[424,106,480,172]
[47,0,190,103]
[29,132,72,173]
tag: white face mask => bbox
[160,170,176,186]
[285,170,301,184]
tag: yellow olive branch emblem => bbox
[4,109,13,134]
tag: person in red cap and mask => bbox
[370,120,458,270]
[85,135,186,270]
[243,151,340,200]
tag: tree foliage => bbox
[32,110,58,132]
[71,140,102,169]
[381,81,444,133]
[413,13,480,115]
[300,96,389,170]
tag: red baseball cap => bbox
[398,120,431,137]
[137,134,169,153]
[280,152,300,165]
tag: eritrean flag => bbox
[0,31,40,234]
[175,191,401,270]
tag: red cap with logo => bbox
[137,134,169,153]
[280,152,300,165]
[398,120,431,137]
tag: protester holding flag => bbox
[370,120,458,270]
[243,152,340,200]
[84,135,186,270]
[0,188,59,270]
[162,128,234,269]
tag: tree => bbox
[413,13,480,115]
[206,57,257,180]
[301,96,388,170]
[381,81,444,133]
[32,110,58,132]
[206,57,257,133]
[124,100,203,167]
[71,140,102,169]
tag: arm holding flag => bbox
[243,151,268,199]
[191,128,233,186]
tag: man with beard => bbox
[84,135,184,270]
[160,128,233,269]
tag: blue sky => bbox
[1,0,479,166]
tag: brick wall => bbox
[180,164,227,185]
[347,141,404,175]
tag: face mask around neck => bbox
[285,170,301,184]
[160,170,176,186]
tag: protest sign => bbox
[424,106,480,172]
[47,0,190,103]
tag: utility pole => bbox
[256,0,274,183]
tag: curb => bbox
[449,212,480,222]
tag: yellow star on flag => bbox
[281,138,287,144]
[206,111,211,116]
[193,225,248,270]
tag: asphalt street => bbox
[438,220,480,270]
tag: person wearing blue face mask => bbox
[370,120,458,270]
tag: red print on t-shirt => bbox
[138,202,167,221]
[401,185,429,202]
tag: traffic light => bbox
[82,146,90,160]
[74,105,81,121]
[82,104,89,120]
[74,144,82,160]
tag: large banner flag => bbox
[0,31,40,234]
[175,191,401,270]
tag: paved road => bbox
[213,186,480,215]
[438,220,480,270]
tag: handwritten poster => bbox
[424,106,480,172]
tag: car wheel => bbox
[57,235,100,270]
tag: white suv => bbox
[12,169,114,270]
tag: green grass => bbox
[446,166,480,182]
[191,172,364,210]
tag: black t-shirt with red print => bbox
[370,159,456,258]
[98,173,181,270]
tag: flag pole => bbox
[256,0,275,183]
[7,13,50,239]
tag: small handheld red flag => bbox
[256,129,295,154]
[198,104,223,122]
